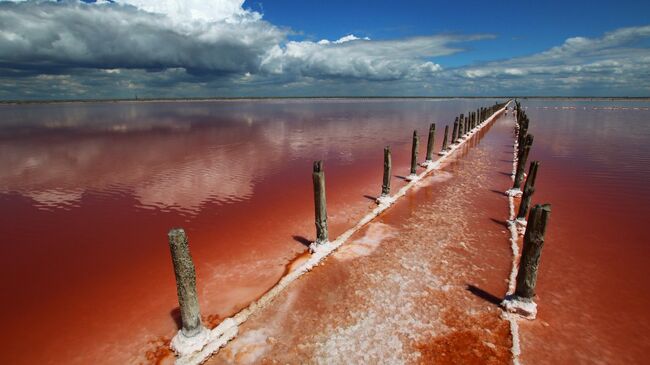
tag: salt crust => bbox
[171,106,509,364]
[419,160,434,168]
[171,327,210,357]
[502,295,538,320]
[502,104,532,365]
[375,194,396,206]
[405,173,420,182]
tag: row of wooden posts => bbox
[508,100,552,314]
[165,101,508,348]
[314,102,507,245]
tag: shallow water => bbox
[0,98,500,364]
[207,109,515,365]
[514,100,650,364]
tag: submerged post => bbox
[169,228,208,354]
[425,123,436,162]
[503,204,552,319]
[409,130,419,178]
[381,146,392,197]
[312,161,328,246]
[516,161,540,221]
[513,134,534,189]
[440,125,449,154]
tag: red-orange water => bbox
[513,101,650,364]
[0,99,502,364]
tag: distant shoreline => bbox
[1,96,649,105]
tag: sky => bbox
[0,0,649,99]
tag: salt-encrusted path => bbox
[206,112,518,364]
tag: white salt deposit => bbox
[172,105,509,365]
[502,104,528,365]
[502,296,538,320]
[171,327,211,357]
[505,188,522,197]
[175,319,239,365]
[334,222,396,261]
[419,160,434,168]
[405,173,420,182]
[375,194,396,206]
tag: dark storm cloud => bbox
[0,0,284,75]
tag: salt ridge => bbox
[501,103,523,365]
[173,105,509,365]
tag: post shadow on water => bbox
[394,175,408,180]
[489,189,507,196]
[465,284,502,307]
[489,217,509,228]
[170,307,182,330]
[292,235,312,248]
[363,195,377,202]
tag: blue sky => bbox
[261,0,650,66]
[0,0,649,99]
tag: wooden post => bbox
[458,115,464,137]
[517,161,540,220]
[381,146,391,196]
[514,204,552,299]
[513,134,534,189]
[168,228,205,338]
[425,123,436,161]
[313,161,328,244]
[440,125,449,153]
[410,130,419,175]
[452,120,459,144]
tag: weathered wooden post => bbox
[425,123,436,163]
[439,125,449,154]
[513,134,534,190]
[458,116,464,138]
[312,161,328,247]
[452,119,459,144]
[381,146,391,197]
[503,204,552,319]
[516,161,540,221]
[169,228,209,354]
[408,130,419,178]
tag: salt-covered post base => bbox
[309,240,329,253]
[375,194,395,206]
[405,173,420,182]
[437,150,448,156]
[502,295,538,320]
[505,188,522,197]
[419,160,434,168]
[171,327,211,357]
[173,318,239,365]
[514,218,527,235]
